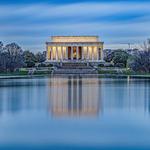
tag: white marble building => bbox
[46,36,104,63]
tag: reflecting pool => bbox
[0,76,150,150]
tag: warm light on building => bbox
[46,36,104,62]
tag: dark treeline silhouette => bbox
[104,49,150,73]
[128,50,150,73]
[0,41,150,73]
[104,49,130,68]
[0,41,46,72]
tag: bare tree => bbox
[5,43,24,71]
[128,50,150,73]
[140,39,150,51]
[0,41,3,50]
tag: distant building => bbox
[46,36,104,64]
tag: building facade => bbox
[46,36,104,63]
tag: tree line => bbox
[104,49,150,73]
[0,41,46,72]
[0,41,150,73]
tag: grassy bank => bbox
[0,68,150,79]
[97,68,150,79]
[0,68,52,76]
[0,71,28,76]
[98,70,136,75]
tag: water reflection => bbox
[99,78,150,114]
[0,78,49,115]
[1,77,150,150]
[49,76,101,117]
[0,77,149,117]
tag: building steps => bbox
[53,69,97,74]
[53,62,97,74]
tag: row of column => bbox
[47,46,103,61]
[70,46,82,60]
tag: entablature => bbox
[46,42,104,47]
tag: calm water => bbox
[0,76,150,150]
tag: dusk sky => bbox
[0,0,150,51]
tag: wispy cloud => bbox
[0,1,150,51]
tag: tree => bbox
[0,42,48,72]
[0,50,9,71]
[140,39,150,51]
[104,50,114,62]
[0,41,5,71]
[128,51,150,73]
[0,41,3,50]
[23,50,36,67]
[0,42,24,72]
[104,49,129,67]
[4,43,24,72]
[35,51,46,63]
[112,50,129,67]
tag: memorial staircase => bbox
[53,62,97,74]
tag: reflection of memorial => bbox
[49,76,100,117]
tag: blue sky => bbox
[0,0,150,51]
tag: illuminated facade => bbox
[46,36,104,63]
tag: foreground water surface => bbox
[0,76,150,150]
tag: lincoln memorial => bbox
[46,36,104,63]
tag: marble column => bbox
[97,46,99,60]
[87,46,90,60]
[51,47,53,60]
[71,46,73,60]
[66,46,69,60]
[92,46,94,61]
[56,46,58,60]
[86,47,88,60]
[61,46,63,60]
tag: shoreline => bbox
[0,73,150,79]
[0,74,49,79]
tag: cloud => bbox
[0,1,150,51]
[0,2,150,21]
